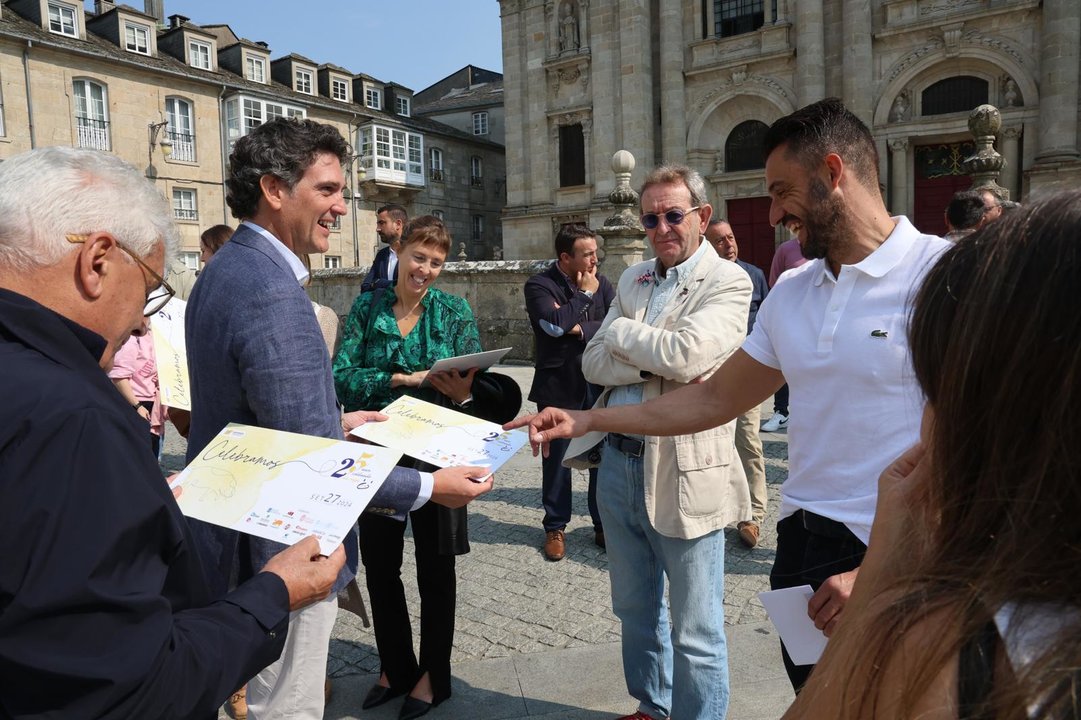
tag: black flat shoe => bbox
[362,684,406,710]
[398,696,433,720]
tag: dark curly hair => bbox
[225,118,351,220]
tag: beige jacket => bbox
[565,246,752,539]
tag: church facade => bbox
[498,0,1081,272]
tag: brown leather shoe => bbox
[737,521,760,548]
[544,529,566,561]
[224,687,247,720]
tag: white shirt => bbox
[742,217,948,543]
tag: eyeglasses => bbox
[66,234,175,316]
[640,206,700,230]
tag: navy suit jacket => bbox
[361,245,398,292]
[524,262,615,408]
[735,258,769,333]
[185,224,421,595]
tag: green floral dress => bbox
[332,287,482,412]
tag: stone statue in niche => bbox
[559,1,580,53]
[890,91,911,122]
[1003,78,1021,107]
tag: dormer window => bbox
[295,68,313,94]
[48,1,78,37]
[332,79,349,102]
[124,22,151,55]
[189,39,212,70]
[246,55,266,83]
[365,87,382,110]
[396,96,410,116]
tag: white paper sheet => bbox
[757,585,828,666]
[151,299,191,411]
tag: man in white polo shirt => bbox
[509,98,950,692]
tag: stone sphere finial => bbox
[968,104,1002,138]
[612,149,635,174]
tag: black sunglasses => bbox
[640,206,700,230]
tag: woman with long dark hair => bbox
[784,190,1081,719]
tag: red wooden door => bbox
[725,196,775,277]
[912,142,975,237]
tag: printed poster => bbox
[174,423,402,555]
[151,299,191,411]
[350,395,527,472]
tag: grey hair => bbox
[0,146,178,272]
[640,164,709,207]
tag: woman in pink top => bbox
[108,331,165,456]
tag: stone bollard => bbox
[964,104,1009,201]
[596,150,648,280]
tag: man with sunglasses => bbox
[0,146,350,719]
[557,165,750,720]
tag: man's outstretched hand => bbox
[430,465,494,508]
[503,407,590,458]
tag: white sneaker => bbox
[761,412,788,432]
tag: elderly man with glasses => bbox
[556,164,751,720]
[0,146,348,719]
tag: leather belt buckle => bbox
[608,432,644,458]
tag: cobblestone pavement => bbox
[162,365,789,691]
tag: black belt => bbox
[608,433,644,458]
[781,509,861,543]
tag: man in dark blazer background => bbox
[186,118,491,719]
[360,203,406,292]
[524,223,614,560]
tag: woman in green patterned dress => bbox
[332,216,480,720]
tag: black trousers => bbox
[773,383,790,416]
[359,500,455,703]
[538,402,601,533]
[769,510,867,692]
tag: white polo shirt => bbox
[743,217,949,544]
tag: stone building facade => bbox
[0,0,506,270]
[498,0,1081,273]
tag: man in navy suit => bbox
[186,118,491,720]
[360,203,406,292]
[524,223,615,560]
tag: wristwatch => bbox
[455,394,474,409]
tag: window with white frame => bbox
[124,22,150,55]
[470,156,483,186]
[396,96,410,116]
[48,2,77,37]
[245,55,266,83]
[165,97,195,162]
[323,256,341,269]
[180,251,200,270]
[365,87,382,110]
[73,79,109,151]
[432,209,444,221]
[472,111,489,135]
[332,79,349,102]
[295,68,313,94]
[172,188,198,221]
[224,96,305,148]
[358,124,424,185]
[188,39,211,70]
[429,147,443,181]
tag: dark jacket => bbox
[360,245,398,292]
[524,262,615,408]
[736,258,769,333]
[0,289,288,720]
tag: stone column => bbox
[1000,126,1022,200]
[597,150,648,280]
[889,138,908,216]
[842,0,873,125]
[1036,0,1080,161]
[620,0,655,169]
[705,0,715,38]
[549,122,561,192]
[659,2,686,163]
[579,0,590,52]
[581,116,594,185]
[795,0,825,105]
[544,1,558,58]
[764,0,773,25]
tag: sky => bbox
[99,1,504,92]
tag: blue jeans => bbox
[598,443,730,720]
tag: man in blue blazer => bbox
[360,203,405,292]
[186,118,491,720]
[524,223,615,560]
